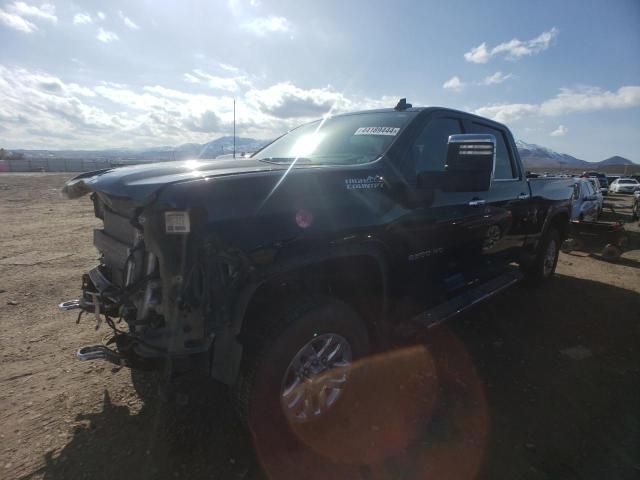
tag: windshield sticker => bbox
[345,175,385,190]
[354,127,400,136]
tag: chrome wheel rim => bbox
[543,239,557,277]
[280,333,352,423]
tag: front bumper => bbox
[59,266,162,370]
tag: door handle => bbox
[518,193,530,200]
[469,199,486,206]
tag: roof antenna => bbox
[394,98,412,111]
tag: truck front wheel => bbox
[234,296,370,442]
[522,227,561,284]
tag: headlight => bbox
[165,211,191,234]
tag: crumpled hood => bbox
[62,158,287,203]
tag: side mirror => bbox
[443,134,495,192]
[417,134,496,192]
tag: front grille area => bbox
[103,209,137,245]
[94,208,143,287]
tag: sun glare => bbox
[289,132,325,158]
[184,159,202,170]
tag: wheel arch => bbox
[547,210,570,240]
[210,246,391,384]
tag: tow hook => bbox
[59,299,82,310]
[76,345,127,366]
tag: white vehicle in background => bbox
[571,178,602,221]
[609,178,640,194]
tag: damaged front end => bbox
[59,190,168,370]
[59,166,255,384]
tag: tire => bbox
[561,238,577,253]
[234,295,370,447]
[522,227,561,285]
[602,244,622,262]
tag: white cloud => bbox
[550,125,568,137]
[540,86,640,115]
[73,13,92,25]
[0,9,37,32]
[475,103,539,123]
[0,65,119,138]
[481,71,513,85]
[219,63,240,73]
[465,28,558,63]
[8,2,56,23]
[0,1,56,32]
[123,17,139,30]
[183,73,200,84]
[464,43,490,64]
[96,27,118,43]
[0,63,405,149]
[241,15,291,35]
[184,69,251,92]
[97,11,106,21]
[245,82,350,118]
[443,76,464,91]
[118,10,140,30]
[475,85,640,123]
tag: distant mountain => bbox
[140,136,269,159]
[515,140,588,168]
[598,155,635,166]
[196,136,269,159]
[515,141,637,170]
[5,136,635,169]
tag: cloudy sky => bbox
[0,0,639,161]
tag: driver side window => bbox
[411,118,463,177]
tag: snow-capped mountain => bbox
[515,140,589,168]
[136,136,270,160]
[193,136,270,158]
[515,141,637,169]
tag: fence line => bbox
[0,158,149,173]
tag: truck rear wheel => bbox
[234,295,370,447]
[522,227,560,285]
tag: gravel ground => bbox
[1,173,638,480]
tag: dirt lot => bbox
[1,173,639,480]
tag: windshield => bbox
[619,179,637,184]
[253,111,417,165]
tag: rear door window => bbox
[470,123,517,179]
[585,182,595,196]
[572,184,581,199]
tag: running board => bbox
[395,270,523,338]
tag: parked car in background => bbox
[585,172,609,195]
[609,178,640,194]
[595,177,609,195]
[572,178,601,221]
[587,178,604,207]
[606,175,620,186]
[632,190,640,220]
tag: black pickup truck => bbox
[60,101,572,428]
